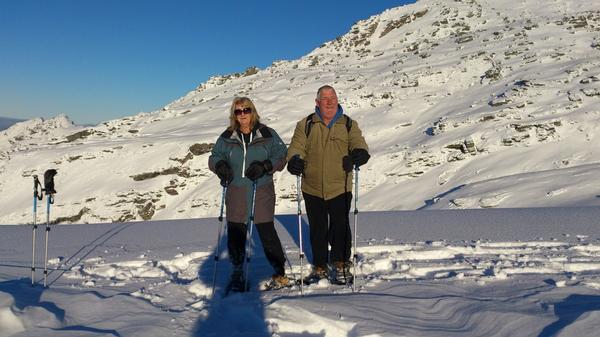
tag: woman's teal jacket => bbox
[208,123,287,223]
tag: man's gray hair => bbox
[316,85,337,100]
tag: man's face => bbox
[315,88,338,120]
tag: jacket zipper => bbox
[241,132,253,178]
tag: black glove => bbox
[215,160,233,186]
[287,155,305,176]
[43,169,58,194]
[350,148,370,167]
[342,156,353,172]
[245,160,272,181]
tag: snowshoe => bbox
[331,261,353,285]
[302,265,328,285]
[225,266,247,295]
[263,274,292,291]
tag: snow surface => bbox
[1,208,600,336]
[2,0,600,224]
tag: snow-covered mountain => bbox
[2,0,600,225]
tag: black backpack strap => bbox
[344,114,352,133]
[220,129,233,138]
[256,124,273,138]
[304,113,315,137]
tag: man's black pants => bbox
[303,192,352,268]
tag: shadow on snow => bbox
[537,294,600,337]
[0,278,121,336]
[192,214,322,337]
[46,223,133,286]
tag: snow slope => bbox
[1,0,600,224]
[1,208,599,336]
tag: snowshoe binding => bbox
[331,261,353,285]
[263,274,292,291]
[302,265,329,285]
[225,265,247,295]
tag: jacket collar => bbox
[315,104,344,128]
[222,123,269,143]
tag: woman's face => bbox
[234,104,252,130]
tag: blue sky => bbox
[0,0,414,125]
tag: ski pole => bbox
[243,181,257,292]
[296,175,305,296]
[352,166,359,292]
[211,185,227,297]
[31,175,43,285]
[42,169,57,288]
[43,192,53,287]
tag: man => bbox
[287,85,370,284]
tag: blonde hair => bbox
[228,97,260,131]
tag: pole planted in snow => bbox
[211,185,227,297]
[296,175,305,296]
[42,169,57,288]
[243,181,257,292]
[31,175,43,285]
[352,166,359,292]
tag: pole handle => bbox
[33,176,43,201]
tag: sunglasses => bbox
[234,107,252,116]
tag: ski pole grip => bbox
[33,176,43,200]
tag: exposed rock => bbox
[489,94,511,106]
[165,187,179,195]
[579,76,599,84]
[456,35,474,44]
[445,139,476,155]
[65,130,93,142]
[464,139,477,154]
[116,212,136,223]
[350,21,379,47]
[189,143,213,156]
[581,88,600,97]
[568,90,583,102]
[54,207,90,224]
[170,153,194,165]
[138,202,155,221]
[131,167,192,181]
[380,10,428,38]
[481,63,503,82]
[243,66,259,77]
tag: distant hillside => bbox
[0,117,25,131]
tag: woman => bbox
[208,97,289,291]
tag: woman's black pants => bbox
[227,221,286,276]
